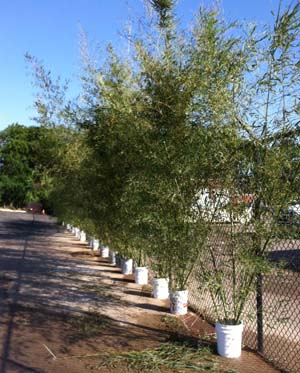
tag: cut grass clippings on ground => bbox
[67,312,111,343]
[161,314,187,335]
[98,340,237,372]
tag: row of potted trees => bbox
[55,1,298,362]
[64,221,246,359]
[66,224,183,309]
[34,0,299,365]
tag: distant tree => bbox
[0,123,57,208]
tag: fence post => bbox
[256,273,264,354]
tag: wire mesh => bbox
[188,222,300,373]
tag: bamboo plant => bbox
[197,0,300,325]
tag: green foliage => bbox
[101,341,219,372]
[25,53,72,128]
[197,1,300,324]
[26,1,300,325]
[0,124,57,208]
[148,0,176,28]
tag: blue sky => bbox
[0,0,286,130]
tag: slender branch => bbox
[235,115,260,144]
[265,121,300,143]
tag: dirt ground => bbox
[0,211,281,372]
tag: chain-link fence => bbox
[188,223,300,373]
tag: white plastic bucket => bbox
[121,258,133,275]
[101,246,110,258]
[134,267,148,285]
[80,231,86,242]
[75,228,80,238]
[152,278,169,299]
[93,239,99,251]
[215,321,244,358]
[170,290,188,315]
